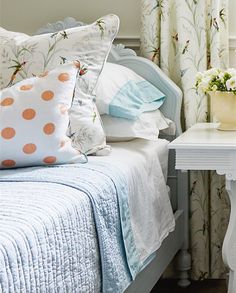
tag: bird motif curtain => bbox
[141,0,230,279]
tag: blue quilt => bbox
[0,162,142,293]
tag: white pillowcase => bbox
[95,62,165,120]
[0,63,86,168]
[101,109,175,142]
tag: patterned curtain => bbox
[141,0,230,279]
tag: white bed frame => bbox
[37,18,191,293]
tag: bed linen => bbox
[101,110,173,142]
[94,63,166,119]
[91,138,174,264]
[0,139,174,293]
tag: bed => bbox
[0,18,190,293]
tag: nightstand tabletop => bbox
[168,123,236,150]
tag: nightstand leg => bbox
[222,180,236,293]
[228,271,236,293]
[176,170,191,287]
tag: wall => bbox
[0,0,2,25]
[229,0,236,35]
[1,0,140,37]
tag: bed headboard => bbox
[36,17,187,214]
[107,47,183,136]
[36,17,183,136]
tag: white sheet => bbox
[90,138,175,264]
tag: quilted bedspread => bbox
[0,162,141,293]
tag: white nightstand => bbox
[168,123,236,293]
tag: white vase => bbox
[208,91,236,130]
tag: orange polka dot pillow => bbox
[0,15,119,155]
[0,62,85,168]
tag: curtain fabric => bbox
[141,0,230,279]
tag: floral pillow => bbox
[0,62,86,168]
[0,14,119,155]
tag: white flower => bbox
[219,72,225,82]
[212,85,218,91]
[198,78,211,93]
[226,77,236,91]
[195,68,236,94]
[196,72,203,81]
[204,68,219,77]
[226,68,236,77]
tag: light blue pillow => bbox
[95,62,166,120]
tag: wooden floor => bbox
[151,279,227,293]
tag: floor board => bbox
[151,279,227,293]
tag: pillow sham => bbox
[101,109,175,142]
[0,62,86,168]
[0,14,119,155]
[95,62,166,120]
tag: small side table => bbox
[168,123,236,293]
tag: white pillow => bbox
[0,62,86,168]
[101,109,175,142]
[95,62,166,119]
[0,15,119,155]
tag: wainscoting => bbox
[115,37,236,68]
[114,37,140,54]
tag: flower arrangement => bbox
[195,68,236,94]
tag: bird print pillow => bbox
[0,62,87,168]
[0,14,120,155]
